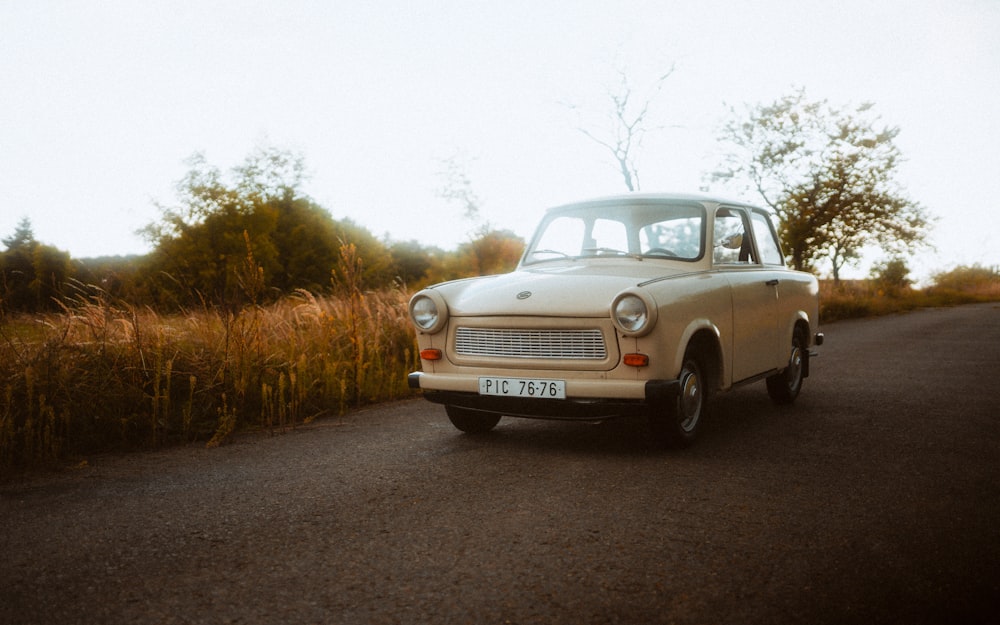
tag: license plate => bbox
[478,377,566,399]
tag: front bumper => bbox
[408,371,679,420]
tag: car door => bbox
[715,207,781,382]
[749,208,795,369]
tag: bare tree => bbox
[435,153,523,276]
[565,64,676,191]
[435,152,484,226]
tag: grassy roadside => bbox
[0,286,418,474]
[3,268,998,475]
[819,279,1000,323]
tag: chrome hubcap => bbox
[787,346,803,390]
[679,368,702,432]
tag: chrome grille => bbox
[455,327,607,360]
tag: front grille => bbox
[454,327,607,360]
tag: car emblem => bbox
[516,291,532,300]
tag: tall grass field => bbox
[1,282,418,473]
[2,260,998,474]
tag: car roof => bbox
[545,192,770,215]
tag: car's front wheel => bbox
[445,406,501,433]
[766,328,806,405]
[649,353,707,448]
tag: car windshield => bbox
[523,201,705,264]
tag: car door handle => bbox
[765,279,779,286]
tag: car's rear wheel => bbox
[445,406,501,433]
[766,328,806,404]
[649,353,707,448]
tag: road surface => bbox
[2,303,999,624]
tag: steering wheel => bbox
[644,248,677,257]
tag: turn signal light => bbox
[420,348,443,361]
[623,353,649,367]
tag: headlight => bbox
[612,291,657,336]
[408,291,448,334]
[411,296,438,329]
[615,295,647,332]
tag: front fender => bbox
[675,319,722,375]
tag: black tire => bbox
[649,353,707,448]
[445,405,501,433]
[767,328,806,405]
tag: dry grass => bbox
[4,256,996,474]
[820,275,1000,324]
[0,285,418,472]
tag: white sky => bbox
[2,0,998,281]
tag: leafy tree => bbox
[870,257,913,295]
[141,150,284,306]
[389,240,435,287]
[269,196,343,293]
[141,146,393,308]
[459,227,525,276]
[328,218,394,289]
[712,88,931,282]
[30,244,72,309]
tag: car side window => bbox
[750,211,784,265]
[714,208,755,265]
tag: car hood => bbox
[431,261,689,317]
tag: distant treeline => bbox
[0,216,523,314]
[0,148,524,314]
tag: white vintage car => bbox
[407,193,823,447]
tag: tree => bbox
[73,255,146,302]
[389,240,434,287]
[459,227,525,277]
[436,153,484,224]
[870,257,913,295]
[268,196,349,293]
[565,63,676,191]
[2,217,36,251]
[140,149,282,306]
[328,218,394,288]
[0,218,71,312]
[1,218,38,311]
[712,88,931,282]
[30,244,72,309]
[433,155,525,278]
[141,146,393,308]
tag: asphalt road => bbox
[3,303,999,625]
